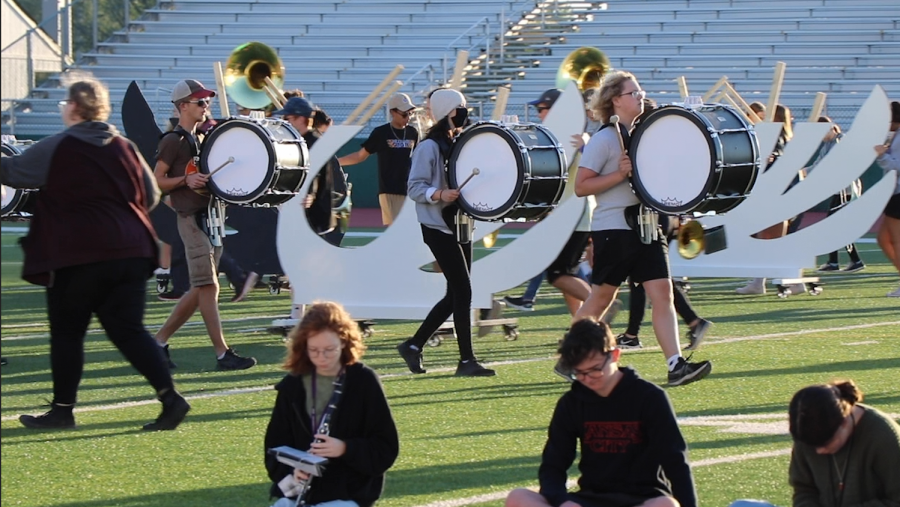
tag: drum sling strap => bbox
[159,130,221,243]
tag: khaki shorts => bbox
[176,213,222,287]
[378,193,407,225]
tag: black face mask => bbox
[450,107,469,128]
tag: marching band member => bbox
[264,302,399,507]
[572,71,711,386]
[397,88,495,377]
[2,76,189,430]
[152,79,257,371]
[875,100,900,297]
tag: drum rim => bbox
[1,186,31,216]
[1,142,24,157]
[200,118,278,204]
[629,105,718,214]
[448,122,531,221]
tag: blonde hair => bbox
[589,70,637,123]
[61,72,110,122]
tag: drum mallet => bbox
[609,115,630,177]
[457,168,480,191]
[208,156,235,177]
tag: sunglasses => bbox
[188,99,211,107]
[619,90,646,100]
[392,109,411,118]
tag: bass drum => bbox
[1,140,38,219]
[448,121,566,222]
[200,117,309,206]
[629,103,759,215]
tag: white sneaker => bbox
[887,286,900,298]
[736,278,766,295]
[153,267,170,275]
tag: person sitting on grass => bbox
[506,318,698,507]
[729,379,900,507]
[264,301,399,507]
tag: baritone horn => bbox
[224,41,285,110]
[556,47,611,91]
[677,220,728,259]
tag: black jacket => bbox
[538,367,697,507]
[264,363,399,507]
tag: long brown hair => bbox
[774,104,793,142]
[284,301,366,375]
[590,70,637,123]
[789,379,863,447]
[63,74,111,122]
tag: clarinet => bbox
[294,373,345,507]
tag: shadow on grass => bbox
[44,483,272,507]
[710,357,900,380]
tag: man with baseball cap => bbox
[338,92,419,225]
[152,79,257,372]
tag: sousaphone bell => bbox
[224,42,285,110]
[677,220,728,259]
[556,46,611,91]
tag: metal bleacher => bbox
[3,0,900,136]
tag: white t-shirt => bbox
[579,127,638,231]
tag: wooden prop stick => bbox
[213,61,230,118]
[264,76,285,109]
[676,76,689,101]
[808,92,827,122]
[721,94,754,125]
[765,61,787,122]
[263,86,283,110]
[490,86,511,121]
[344,65,404,125]
[449,50,470,91]
[702,76,729,103]
[723,82,756,124]
[357,81,403,125]
[712,89,727,104]
[457,167,480,190]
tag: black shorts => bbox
[885,194,900,220]
[590,229,670,287]
[547,232,591,284]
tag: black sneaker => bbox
[143,389,190,431]
[397,341,426,374]
[842,261,865,273]
[816,262,840,273]
[455,359,496,377]
[616,334,642,349]
[231,271,260,302]
[553,359,574,383]
[158,291,184,302]
[19,404,76,429]
[216,348,257,370]
[162,344,177,369]
[503,296,534,312]
[685,319,711,351]
[1,357,7,366]
[667,357,712,386]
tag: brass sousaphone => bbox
[224,41,285,110]
[556,46,611,91]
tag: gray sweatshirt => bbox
[876,132,900,195]
[407,138,452,234]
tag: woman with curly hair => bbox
[264,301,399,507]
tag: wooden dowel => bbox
[262,86,283,110]
[357,81,403,125]
[808,92,827,122]
[212,61,230,118]
[449,50,469,91]
[702,76,729,103]
[490,86,511,121]
[723,82,755,123]
[344,65,404,125]
[721,94,754,125]
[676,76,689,101]
[765,61,786,122]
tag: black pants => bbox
[825,193,861,265]
[410,225,475,361]
[625,278,698,337]
[46,258,174,405]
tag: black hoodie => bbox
[538,367,697,507]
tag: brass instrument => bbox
[556,47,611,91]
[223,42,285,110]
[676,220,728,259]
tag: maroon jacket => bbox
[1,121,160,286]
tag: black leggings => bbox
[624,278,698,337]
[46,258,174,405]
[410,225,475,361]
[826,193,862,264]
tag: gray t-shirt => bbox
[579,127,638,231]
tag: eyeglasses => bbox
[618,90,646,100]
[569,352,614,381]
[392,109,411,118]
[58,100,69,111]
[188,99,211,107]
[307,346,340,358]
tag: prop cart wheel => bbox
[357,320,375,339]
[426,334,442,347]
[156,274,170,294]
[807,283,823,296]
[503,324,519,341]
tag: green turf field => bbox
[1,227,898,507]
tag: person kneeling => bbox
[264,302,400,507]
[506,319,698,507]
